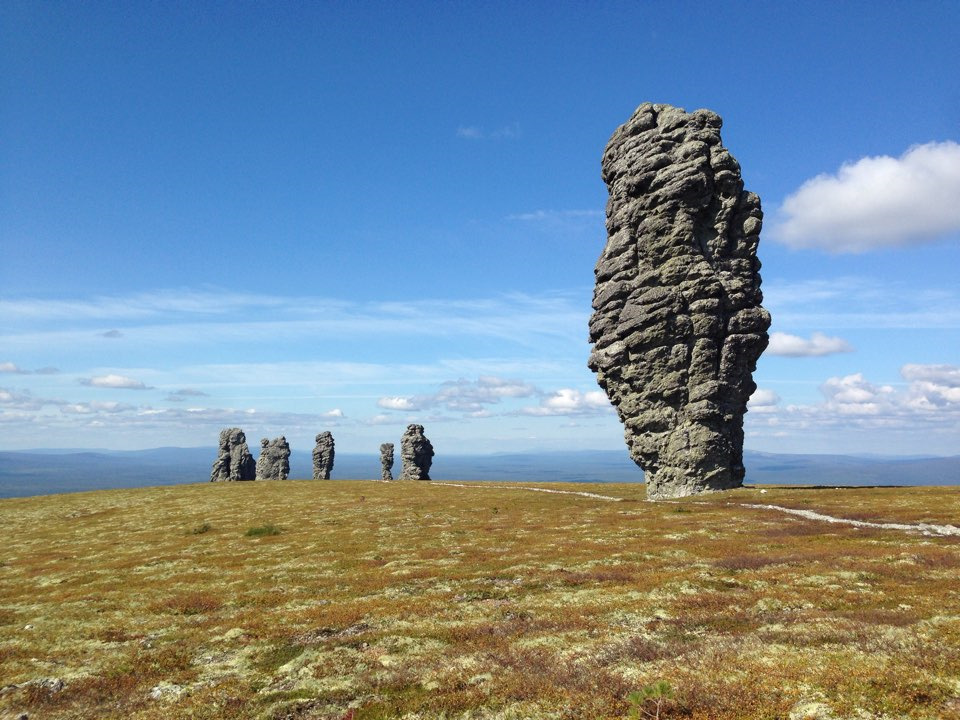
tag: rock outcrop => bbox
[399,424,434,481]
[380,442,395,481]
[312,431,335,480]
[210,427,256,482]
[256,436,291,481]
[588,103,770,500]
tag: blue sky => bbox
[2,1,958,457]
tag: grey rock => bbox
[399,424,434,481]
[312,431,335,480]
[209,428,256,482]
[589,103,770,500]
[255,436,291,481]
[380,442,395,481]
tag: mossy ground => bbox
[1,480,958,719]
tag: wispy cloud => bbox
[764,278,960,329]
[165,388,210,402]
[507,209,603,222]
[770,141,960,252]
[101,329,124,339]
[1,362,59,375]
[767,332,854,357]
[80,374,153,390]
[1,290,589,351]
[377,376,538,415]
[456,122,520,140]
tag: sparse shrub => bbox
[246,523,282,537]
[627,680,675,719]
[256,642,305,672]
[673,506,690,513]
[189,522,212,535]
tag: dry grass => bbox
[0,480,958,719]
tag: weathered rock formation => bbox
[588,103,770,500]
[256,436,291,481]
[312,431,335,480]
[380,442,395,481]
[399,424,434,481]
[210,427,256,482]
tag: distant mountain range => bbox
[0,447,957,499]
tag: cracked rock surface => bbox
[589,103,770,500]
[255,436,291,481]
[380,442,395,482]
[312,431,335,480]
[210,428,256,482]
[399,424,434,481]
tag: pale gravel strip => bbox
[434,481,960,537]
[432,482,623,502]
[736,502,960,537]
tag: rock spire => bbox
[312,431,335,480]
[210,427,256,482]
[380,442,395,481]
[589,103,770,499]
[399,424,434,481]
[255,436,291,481]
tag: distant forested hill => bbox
[0,448,957,498]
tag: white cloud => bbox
[767,332,854,357]
[322,408,345,418]
[378,396,418,411]
[771,141,960,252]
[820,373,895,415]
[80,374,152,390]
[748,388,781,413]
[901,364,960,408]
[747,365,960,443]
[520,388,613,416]
[0,362,25,373]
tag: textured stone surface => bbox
[399,424,434,481]
[255,436,291,481]
[380,442,395,482]
[312,431,335,480]
[588,103,770,500]
[210,427,256,482]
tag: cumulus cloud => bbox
[322,408,345,418]
[901,364,960,409]
[771,141,960,252]
[767,332,854,357]
[748,388,781,413]
[0,362,26,373]
[378,396,418,411]
[80,374,152,390]
[520,388,613,416]
[820,373,895,415]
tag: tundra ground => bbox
[1,480,958,719]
